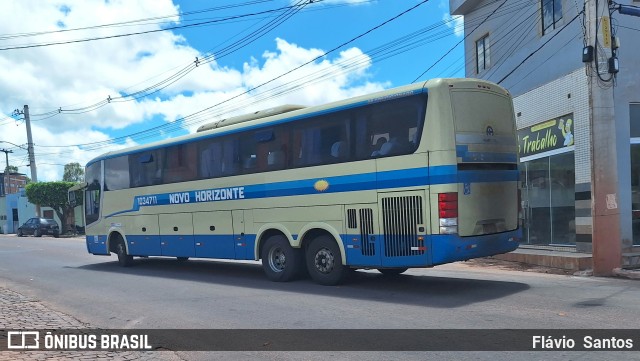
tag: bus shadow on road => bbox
[72,258,530,308]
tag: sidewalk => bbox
[488,246,640,278]
[0,287,182,361]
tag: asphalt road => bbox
[1,234,640,360]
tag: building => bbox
[0,172,28,196]
[0,188,74,234]
[450,0,640,269]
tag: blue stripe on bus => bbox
[89,229,520,267]
[105,165,515,218]
[429,231,521,265]
[455,145,468,157]
[458,170,519,183]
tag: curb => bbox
[613,268,640,280]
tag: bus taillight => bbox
[438,192,458,234]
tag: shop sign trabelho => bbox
[517,113,574,157]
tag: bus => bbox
[76,78,520,285]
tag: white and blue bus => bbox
[78,78,520,285]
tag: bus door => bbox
[193,211,235,259]
[344,205,381,267]
[159,213,195,257]
[125,215,161,256]
[232,210,250,260]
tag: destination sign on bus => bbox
[134,186,245,208]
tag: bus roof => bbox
[85,78,502,166]
[196,104,306,132]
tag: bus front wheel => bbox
[305,235,348,286]
[261,235,302,282]
[115,239,133,267]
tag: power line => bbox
[22,0,321,119]
[509,31,581,87]
[0,1,317,52]
[33,0,534,158]
[34,0,432,152]
[433,1,542,79]
[411,0,509,83]
[497,10,583,85]
[0,1,274,41]
[28,0,536,160]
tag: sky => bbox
[0,0,465,181]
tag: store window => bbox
[521,152,575,246]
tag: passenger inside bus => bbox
[370,137,388,157]
[330,141,348,160]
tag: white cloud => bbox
[0,0,386,181]
[439,0,464,37]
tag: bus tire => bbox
[115,239,133,267]
[377,268,408,276]
[261,235,302,282]
[305,235,348,286]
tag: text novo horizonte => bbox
[168,187,245,205]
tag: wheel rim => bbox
[268,247,286,272]
[118,243,125,257]
[314,248,335,274]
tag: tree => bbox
[63,162,84,182]
[25,181,77,233]
[5,165,18,173]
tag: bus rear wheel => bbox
[305,235,348,286]
[377,268,408,276]
[261,235,302,282]
[115,239,133,267]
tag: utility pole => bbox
[0,148,12,196]
[23,105,38,184]
[585,0,622,275]
[0,148,12,173]
[22,105,40,216]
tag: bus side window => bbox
[129,150,164,187]
[266,126,289,171]
[200,141,223,178]
[104,155,130,191]
[164,143,197,184]
[222,138,240,175]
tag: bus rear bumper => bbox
[430,229,521,266]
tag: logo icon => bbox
[314,179,329,192]
[8,331,40,349]
[486,126,494,136]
